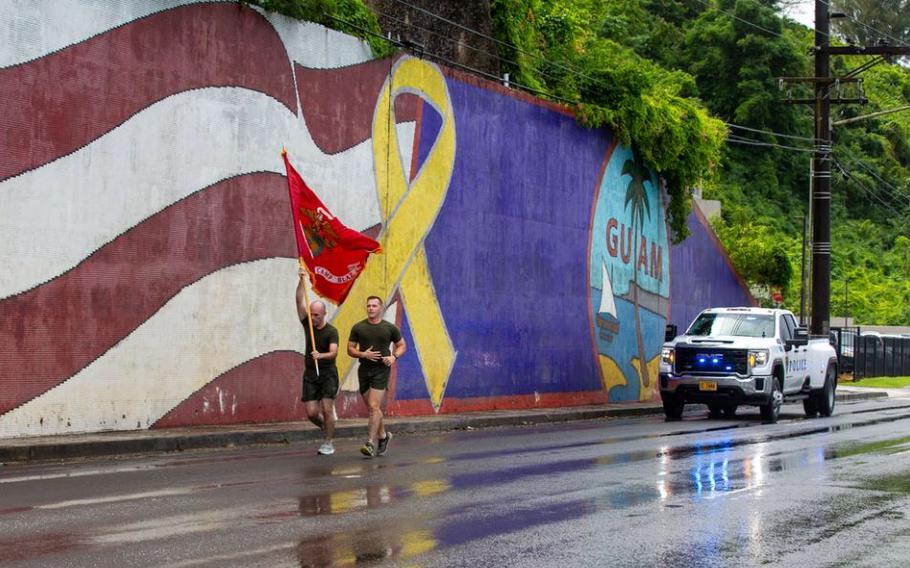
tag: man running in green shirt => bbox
[348,295,406,458]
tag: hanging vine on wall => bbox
[245,0,397,58]
[490,0,726,242]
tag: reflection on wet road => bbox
[4,399,910,567]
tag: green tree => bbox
[248,0,396,57]
[679,0,811,210]
[622,153,652,388]
[831,0,910,48]
[713,215,795,305]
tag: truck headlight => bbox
[661,347,674,365]
[749,349,768,368]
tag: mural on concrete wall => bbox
[589,147,670,403]
[0,0,752,438]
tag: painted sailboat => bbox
[599,259,617,316]
[597,259,620,339]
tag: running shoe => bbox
[317,441,335,456]
[377,432,393,456]
[360,441,376,458]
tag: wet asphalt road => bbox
[4,398,910,567]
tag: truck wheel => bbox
[663,395,684,421]
[722,405,737,419]
[760,377,782,424]
[803,397,819,418]
[814,365,836,417]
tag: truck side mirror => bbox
[786,327,809,350]
[665,324,678,342]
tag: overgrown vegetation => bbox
[490,0,726,241]
[246,0,396,57]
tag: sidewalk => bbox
[0,388,888,464]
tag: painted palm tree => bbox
[622,153,652,389]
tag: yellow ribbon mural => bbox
[331,56,457,411]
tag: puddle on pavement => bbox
[298,485,399,516]
[434,499,591,548]
[290,405,910,564]
[297,527,436,567]
[296,490,597,564]
[448,457,600,488]
[297,477,452,517]
[654,440,840,500]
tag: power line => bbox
[832,156,910,210]
[817,0,910,48]
[689,0,787,38]
[387,0,600,84]
[325,13,579,106]
[726,134,816,153]
[727,122,818,142]
[833,160,897,209]
[369,6,570,88]
[834,148,910,205]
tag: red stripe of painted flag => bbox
[282,152,381,305]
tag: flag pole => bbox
[285,148,319,377]
[299,258,320,377]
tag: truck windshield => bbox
[687,313,775,338]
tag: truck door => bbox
[780,314,807,392]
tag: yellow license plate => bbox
[699,381,718,392]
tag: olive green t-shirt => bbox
[349,319,402,369]
[299,318,339,371]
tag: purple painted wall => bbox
[669,206,757,331]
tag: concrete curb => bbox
[0,391,887,464]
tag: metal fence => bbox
[830,327,857,375]
[855,334,910,379]
[832,327,910,379]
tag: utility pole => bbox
[781,3,910,337]
[812,0,832,337]
[799,214,807,326]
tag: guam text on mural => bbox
[605,218,664,281]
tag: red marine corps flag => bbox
[282,150,381,305]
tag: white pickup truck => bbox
[659,307,838,423]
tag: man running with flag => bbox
[282,150,382,455]
[296,275,339,455]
